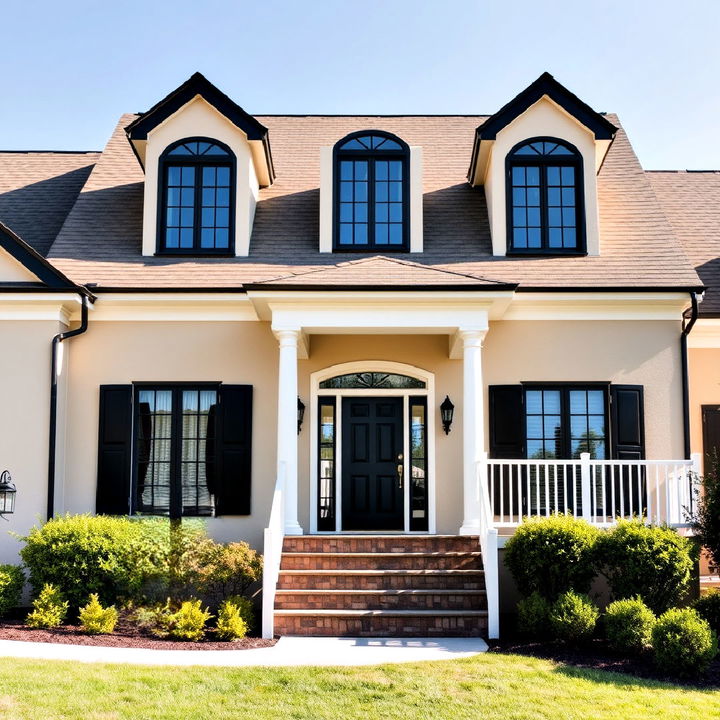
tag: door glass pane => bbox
[410,400,428,531]
[318,400,336,531]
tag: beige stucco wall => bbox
[49,317,684,555]
[0,320,60,564]
[688,348,720,464]
[0,249,40,282]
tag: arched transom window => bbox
[159,138,235,254]
[334,131,409,251]
[507,138,584,254]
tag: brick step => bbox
[275,589,487,610]
[277,569,484,591]
[282,535,480,554]
[280,551,482,571]
[274,609,488,637]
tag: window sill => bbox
[332,246,410,254]
[153,252,236,258]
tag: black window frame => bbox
[156,136,236,257]
[505,136,586,256]
[522,382,610,460]
[317,396,337,532]
[333,130,410,253]
[131,381,221,519]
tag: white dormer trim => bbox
[140,96,259,257]
[319,145,423,254]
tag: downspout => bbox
[681,292,700,460]
[47,292,90,520]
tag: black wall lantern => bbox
[297,397,306,434]
[0,470,16,517]
[440,396,455,435]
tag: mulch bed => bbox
[0,613,276,651]
[489,638,720,689]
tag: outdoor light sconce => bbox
[440,396,455,435]
[0,470,16,517]
[297,397,306,434]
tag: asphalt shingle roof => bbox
[648,170,720,316]
[0,111,696,292]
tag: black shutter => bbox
[611,385,645,459]
[96,385,133,515]
[214,385,253,516]
[489,385,525,459]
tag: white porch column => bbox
[459,328,487,535]
[276,328,303,535]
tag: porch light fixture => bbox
[297,397,306,434]
[0,471,16,517]
[440,396,455,435]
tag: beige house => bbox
[0,72,705,639]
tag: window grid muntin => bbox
[334,132,409,251]
[507,138,584,254]
[159,138,235,255]
[134,385,218,518]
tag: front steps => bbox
[273,535,487,637]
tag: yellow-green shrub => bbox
[26,584,68,629]
[216,599,248,640]
[78,594,118,635]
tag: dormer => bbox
[467,72,617,257]
[125,73,274,257]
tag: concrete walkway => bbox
[0,636,488,667]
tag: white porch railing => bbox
[486,453,701,528]
[476,456,499,639]
[261,462,286,639]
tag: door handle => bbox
[397,453,404,490]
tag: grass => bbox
[0,652,718,720]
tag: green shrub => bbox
[548,591,599,644]
[604,597,655,653]
[146,599,212,642]
[78,594,118,635]
[225,594,255,632]
[598,520,694,614]
[185,540,263,603]
[26,584,68,629]
[690,449,720,572]
[694,590,720,636]
[0,565,24,617]
[516,591,550,638]
[216,599,248,641]
[651,608,718,677]
[18,515,210,610]
[504,515,599,599]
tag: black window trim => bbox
[156,136,237,257]
[131,381,221,519]
[505,136,587,257]
[332,129,411,253]
[520,382,610,459]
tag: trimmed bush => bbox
[652,608,718,677]
[216,599,248,641]
[598,520,694,614]
[516,591,550,638]
[78,594,118,635]
[505,515,599,599]
[225,594,256,632]
[604,597,655,653]
[548,591,599,644]
[19,515,208,610]
[0,565,24,618]
[26,584,68,629]
[185,540,263,604]
[148,599,212,641]
[694,590,720,636]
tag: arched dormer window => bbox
[334,131,409,251]
[158,138,235,254]
[507,137,585,254]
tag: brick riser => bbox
[274,535,487,637]
[280,553,482,571]
[275,592,487,611]
[274,614,486,638]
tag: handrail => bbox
[476,454,499,640]
[261,461,286,639]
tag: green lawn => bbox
[0,653,717,720]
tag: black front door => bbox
[342,397,404,530]
[703,405,720,462]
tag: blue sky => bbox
[1,0,718,169]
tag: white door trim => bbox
[308,360,436,534]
